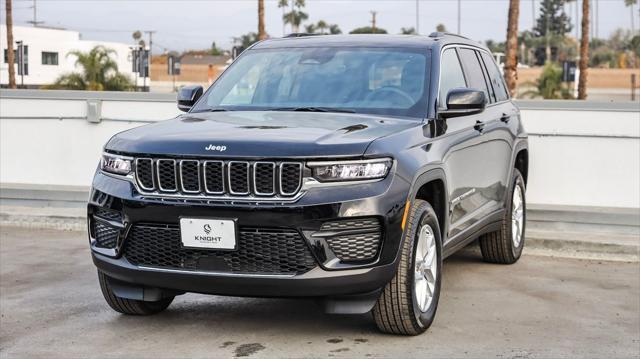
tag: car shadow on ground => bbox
[103,244,486,337]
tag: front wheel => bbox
[372,199,442,335]
[479,168,526,264]
[98,271,174,315]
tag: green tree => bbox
[210,41,223,56]
[401,27,416,35]
[234,32,260,49]
[328,24,342,34]
[304,23,316,33]
[522,62,572,99]
[534,0,572,38]
[350,26,387,34]
[46,46,134,91]
[534,0,572,62]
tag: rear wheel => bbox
[373,199,442,335]
[98,271,174,315]
[479,169,526,264]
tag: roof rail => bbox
[284,33,321,38]
[428,32,472,41]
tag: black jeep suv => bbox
[89,33,528,335]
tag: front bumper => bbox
[89,168,410,297]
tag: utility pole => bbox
[575,0,579,40]
[457,0,461,34]
[416,0,420,34]
[593,0,600,39]
[531,0,535,30]
[27,0,44,26]
[370,11,377,33]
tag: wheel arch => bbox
[514,148,529,185]
[410,168,449,242]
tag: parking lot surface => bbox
[1,226,638,358]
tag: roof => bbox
[251,33,486,52]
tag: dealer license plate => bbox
[180,218,237,250]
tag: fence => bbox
[1,89,638,210]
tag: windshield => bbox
[192,47,431,119]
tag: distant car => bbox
[89,33,529,335]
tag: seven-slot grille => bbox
[134,158,302,198]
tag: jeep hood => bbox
[105,111,420,158]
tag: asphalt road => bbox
[1,226,638,358]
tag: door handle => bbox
[500,113,511,123]
[473,120,485,132]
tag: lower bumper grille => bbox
[320,218,383,263]
[93,222,119,248]
[123,224,317,275]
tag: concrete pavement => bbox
[1,226,639,358]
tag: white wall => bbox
[0,25,137,86]
[1,90,638,209]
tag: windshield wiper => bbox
[268,106,356,114]
[193,107,229,113]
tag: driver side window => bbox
[438,48,467,108]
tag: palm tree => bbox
[316,20,328,34]
[47,46,134,91]
[278,0,289,35]
[504,0,520,97]
[578,0,589,99]
[258,0,266,40]
[282,0,307,33]
[5,0,16,88]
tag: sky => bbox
[2,0,638,52]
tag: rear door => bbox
[475,50,518,212]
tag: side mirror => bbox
[439,88,487,119]
[177,85,204,112]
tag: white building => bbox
[0,25,145,88]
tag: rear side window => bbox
[438,48,467,107]
[480,52,509,102]
[458,48,491,102]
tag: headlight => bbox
[308,158,392,182]
[101,153,132,175]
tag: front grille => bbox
[124,224,317,275]
[94,207,123,223]
[134,158,303,198]
[319,218,383,263]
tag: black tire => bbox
[372,199,443,335]
[98,271,174,315]
[479,169,526,264]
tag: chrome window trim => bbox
[279,162,303,196]
[134,158,156,191]
[227,161,251,196]
[203,160,225,194]
[435,43,510,112]
[179,159,201,194]
[156,159,178,193]
[253,162,276,196]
